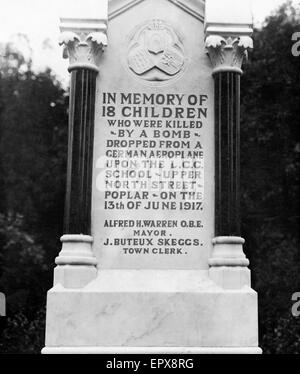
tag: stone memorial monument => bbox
[43,0,261,354]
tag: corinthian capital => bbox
[59,18,108,73]
[205,0,253,75]
[205,35,253,75]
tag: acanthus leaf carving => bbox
[205,35,226,49]
[86,32,108,46]
[205,35,253,75]
[238,36,254,50]
[59,31,107,73]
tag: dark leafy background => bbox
[0,1,299,354]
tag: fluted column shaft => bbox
[214,72,241,236]
[64,69,97,235]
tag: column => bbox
[205,34,254,289]
[53,19,107,288]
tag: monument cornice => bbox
[205,24,253,37]
[59,18,108,72]
[109,0,205,22]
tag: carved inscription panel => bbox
[93,0,214,270]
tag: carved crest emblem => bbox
[127,20,185,82]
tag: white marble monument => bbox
[43,0,261,354]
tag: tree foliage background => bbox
[0,2,299,354]
[0,35,68,353]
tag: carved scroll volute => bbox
[205,35,253,75]
[59,31,107,73]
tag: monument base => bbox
[43,270,260,354]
